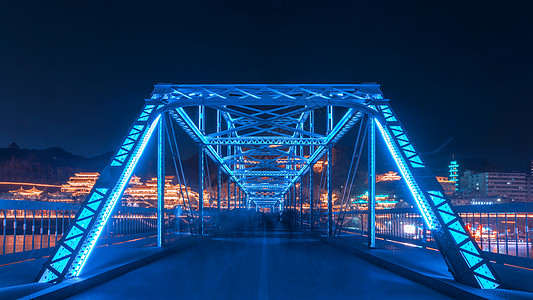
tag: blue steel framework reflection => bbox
[37,84,500,289]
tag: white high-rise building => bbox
[460,171,528,202]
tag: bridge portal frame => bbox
[36,84,500,290]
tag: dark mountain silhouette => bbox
[0,142,208,187]
[0,143,112,184]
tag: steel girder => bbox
[37,104,162,283]
[37,83,500,290]
[372,104,500,289]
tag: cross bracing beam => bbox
[37,83,500,290]
[206,137,325,146]
[223,159,305,168]
[282,108,364,195]
[233,170,298,176]
[242,184,287,190]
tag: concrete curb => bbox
[21,236,205,300]
[322,237,496,300]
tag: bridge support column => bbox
[310,165,314,231]
[227,178,231,210]
[299,179,303,227]
[294,185,297,223]
[157,113,165,247]
[217,165,221,212]
[199,144,204,236]
[327,147,333,237]
[367,116,376,248]
[217,164,221,228]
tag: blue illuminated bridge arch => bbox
[36,83,500,290]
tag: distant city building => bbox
[124,176,199,208]
[436,176,456,196]
[9,186,43,197]
[450,193,507,206]
[529,175,533,202]
[352,192,398,210]
[61,172,100,196]
[60,172,199,208]
[460,171,528,202]
[376,171,401,183]
[319,191,337,209]
[448,160,459,191]
[313,160,326,173]
[530,160,533,176]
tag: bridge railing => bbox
[319,203,533,268]
[0,199,192,260]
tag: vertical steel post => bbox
[199,144,204,236]
[300,179,303,227]
[216,110,221,155]
[327,105,333,235]
[199,105,205,235]
[227,178,231,210]
[327,106,333,133]
[217,165,221,212]
[309,109,314,229]
[327,148,333,236]
[198,105,205,133]
[285,187,292,221]
[367,116,376,248]
[157,114,165,247]
[217,164,221,229]
[310,166,314,231]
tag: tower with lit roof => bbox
[449,158,459,192]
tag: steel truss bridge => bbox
[36,83,500,290]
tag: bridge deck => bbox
[69,217,449,300]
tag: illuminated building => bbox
[61,172,100,196]
[61,173,198,208]
[313,160,327,173]
[448,160,459,191]
[436,176,456,196]
[319,191,337,209]
[460,171,528,202]
[376,171,401,182]
[526,160,533,202]
[353,192,398,210]
[123,176,199,208]
[9,186,43,197]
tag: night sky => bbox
[1,1,532,171]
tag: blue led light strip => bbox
[375,119,437,229]
[68,114,161,278]
[375,113,500,289]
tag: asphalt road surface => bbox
[70,215,450,299]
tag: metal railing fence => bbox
[0,199,188,256]
[308,203,533,265]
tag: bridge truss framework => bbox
[36,84,500,289]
